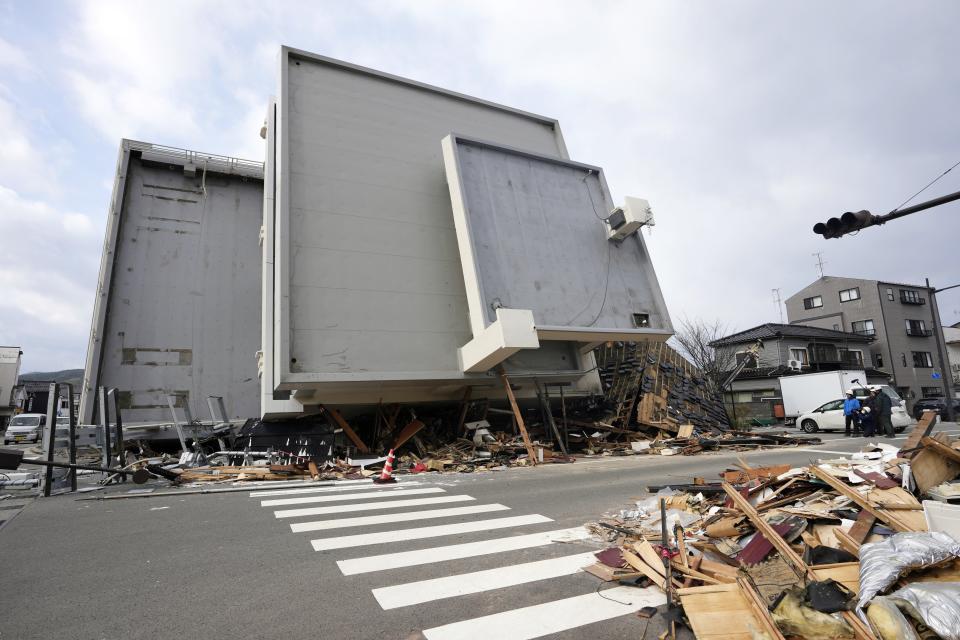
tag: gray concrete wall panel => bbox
[81,142,263,424]
[274,49,568,389]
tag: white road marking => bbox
[242,478,373,490]
[373,551,596,610]
[791,448,865,456]
[275,495,473,519]
[260,487,443,507]
[421,585,666,640]
[337,528,590,575]
[249,482,421,497]
[312,514,552,551]
[290,503,510,533]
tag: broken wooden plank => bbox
[721,482,806,575]
[810,466,913,532]
[392,419,427,450]
[497,366,538,465]
[921,435,960,464]
[899,410,938,458]
[912,432,960,493]
[323,406,370,453]
[847,510,876,544]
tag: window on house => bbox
[789,348,808,366]
[886,288,894,301]
[873,353,884,368]
[900,289,925,304]
[839,348,864,366]
[912,351,933,368]
[922,387,945,398]
[851,319,875,336]
[809,343,838,363]
[751,390,775,402]
[839,287,860,302]
[803,296,823,310]
[735,352,759,368]
[901,353,908,367]
[833,324,840,331]
[905,319,929,336]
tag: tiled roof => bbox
[710,323,875,347]
[732,365,891,381]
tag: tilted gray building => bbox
[80,141,264,425]
[81,47,674,425]
[260,47,672,418]
[785,276,949,407]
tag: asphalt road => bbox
[0,421,956,640]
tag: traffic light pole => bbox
[814,188,960,238]
[928,279,958,422]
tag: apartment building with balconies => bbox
[785,276,947,407]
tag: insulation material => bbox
[856,531,960,612]
[890,582,960,640]
[771,588,853,640]
[866,596,920,640]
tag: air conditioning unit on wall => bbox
[788,359,803,371]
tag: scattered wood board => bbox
[323,405,370,453]
[911,432,960,494]
[811,562,859,594]
[899,410,938,458]
[677,581,785,640]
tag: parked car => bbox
[3,413,46,445]
[912,398,960,420]
[796,399,910,434]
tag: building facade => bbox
[0,346,22,428]
[785,276,948,407]
[710,323,886,423]
[946,322,960,397]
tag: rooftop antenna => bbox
[813,252,826,278]
[772,288,784,323]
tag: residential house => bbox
[710,323,888,422]
[785,276,951,408]
[0,347,21,429]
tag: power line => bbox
[892,158,960,212]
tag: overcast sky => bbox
[1,0,958,373]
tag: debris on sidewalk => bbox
[579,410,960,640]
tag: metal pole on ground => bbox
[41,383,59,497]
[64,383,77,491]
[928,279,957,422]
[98,386,111,471]
[111,389,125,481]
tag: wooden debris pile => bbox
[582,411,960,640]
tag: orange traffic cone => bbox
[373,449,398,484]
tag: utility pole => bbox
[927,278,958,422]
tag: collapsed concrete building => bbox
[82,46,672,425]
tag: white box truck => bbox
[779,370,867,425]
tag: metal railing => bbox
[124,139,264,179]
[906,327,933,337]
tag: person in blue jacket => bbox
[843,390,861,437]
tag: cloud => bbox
[0,92,61,197]
[0,186,100,370]
[0,35,30,72]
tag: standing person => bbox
[861,390,879,438]
[860,406,876,438]
[843,390,861,437]
[876,389,895,438]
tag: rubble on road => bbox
[580,410,960,640]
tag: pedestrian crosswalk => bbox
[249,478,664,639]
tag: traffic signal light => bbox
[812,210,881,238]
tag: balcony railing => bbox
[900,292,926,305]
[853,329,876,336]
[906,327,933,337]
